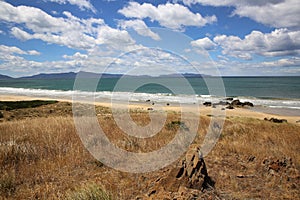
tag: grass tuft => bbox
[66,183,113,200]
[0,172,16,197]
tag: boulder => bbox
[243,101,254,107]
[230,99,243,106]
[213,101,230,106]
[226,105,234,109]
[203,102,212,107]
[230,99,254,107]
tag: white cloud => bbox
[63,52,88,60]
[0,1,138,51]
[0,45,40,56]
[48,0,96,13]
[95,25,140,52]
[213,29,300,60]
[118,19,160,41]
[261,57,300,68]
[0,45,43,75]
[181,0,300,28]
[118,2,217,30]
[191,37,216,50]
[211,57,300,76]
[27,50,41,56]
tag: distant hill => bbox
[0,74,13,79]
[159,73,209,78]
[21,72,127,79]
[5,71,206,79]
[21,72,77,79]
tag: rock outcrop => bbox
[139,145,214,199]
[264,117,287,123]
[231,99,254,107]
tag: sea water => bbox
[0,76,299,111]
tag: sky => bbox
[0,0,299,77]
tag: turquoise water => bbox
[0,77,299,99]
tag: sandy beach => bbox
[1,94,299,124]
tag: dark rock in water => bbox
[243,101,254,107]
[264,117,287,123]
[226,105,234,109]
[225,97,234,101]
[203,102,212,106]
[147,108,153,111]
[221,108,225,110]
[230,99,254,107]
[152,102,155,105]
[213,101,230,106]
[146,99,151,102]
[231,99,243,106]
[166,103,170,106]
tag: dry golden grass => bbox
[206,117,300,199]
[0,102,299,199]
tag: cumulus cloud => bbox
[118,19,160,40]
[48,0,96,13]
[0,45,43,75]
[213,29,300,60]
[211,56,300,76]
[261,57,300,68]
[191,37,216,50]
[181,0,300,28]
[118,2,217,30]
[0,1,137,51]
[0,45,40,56]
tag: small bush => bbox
[166,120,189,131]
[0,172,16,197]
[0,100,58,111]
[66,183,112,200]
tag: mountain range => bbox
[0,72,207,79]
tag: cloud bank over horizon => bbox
[0,0,299,77]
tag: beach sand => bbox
[0,94,299,124]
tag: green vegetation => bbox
[166,120,189,131]
[66,183,112,200]
[0,100,58,111]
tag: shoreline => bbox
[1,94,299,124]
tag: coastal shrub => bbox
[0,100,58,111]
[166,120,189,131]
[0,172,16,197]
[66,183,112,200]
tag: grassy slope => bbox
[0,102,299,199]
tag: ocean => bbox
[0,76,299,114]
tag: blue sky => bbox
[0,0,299,77]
